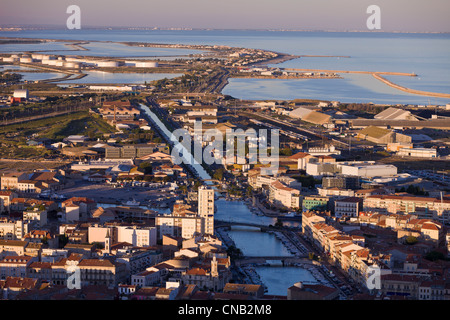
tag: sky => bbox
[1,0,450,32]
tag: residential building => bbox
[61,197,96,223]
[0,191,17,213]
[0,219,27,240]
[380,274,420,299]
[334,197,364,218]
[287,282,339,300]
[419,280,450,300]
[223,283,265,299]
[269,180,301,209]
[363,195,450,222]
[322,175,360,190]
[116,225,157,247]
[0,240,28,258]
[0,256,36,279]
[302,196,329,212]
[198,186,214,235]
[1,172,28,190]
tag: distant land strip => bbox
[285,67,450,98]
[284,68,417,77]
[372,73,450,99]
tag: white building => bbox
[0,219,27,240]
[13,89,29,99]
[340,163,398,178]
[397,148,437,158]
[23,209,47,227]
[269,180,301,209]
[156,215,202,240]
[116,226,157,247]
[198,186,215,235]
[0,256,36,279]
[334,197,363,218]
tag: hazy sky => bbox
[1,0,450,32]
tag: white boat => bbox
[122,199,140,206]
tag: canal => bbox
[140,102,322,296]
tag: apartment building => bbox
[0,240,28,258]
[156,214,202,240]
[0,219,27,240]
[302,196,329,212]
[0,256,36,279]
[363,195,450,222]
[419,280,450,300]
[61,197,96,223]
[380,274,421,299]
[0,172,28,190]
[269,180,301,209]
[116,225,157,247]
[198,186,214,235]
[0,191,17,213]
[50,254,127,288]
[334,197,364,218]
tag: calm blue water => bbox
[255,266,318,296]
[1,29,449,104]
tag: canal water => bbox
[215,198,320,296]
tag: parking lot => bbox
[60,181,174,205]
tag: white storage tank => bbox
[31,54,44,60]
[19,57,33,63]
[97,60,119,68]
[64,62,80,69]
[135,61,159,68]
[2,57,18,63]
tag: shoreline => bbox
[372,73,450,99]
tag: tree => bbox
[425,251,447,262]
[274,218,283,228]
[405,236,418,245]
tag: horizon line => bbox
[1,25,449,34]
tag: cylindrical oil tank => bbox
[3,57,18,63]
[31,54,44,60]
[64,62,80,69]
[19,57,33,63]
[135,61,159,68]
[97,60,119,67]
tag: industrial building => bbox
[374,107,419,121]
[289,106,331,125]
[356,126,412,145]
[397,147,438,158]
[306,161,398,178]
[322,175,361,190]
[105,145,156,160]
